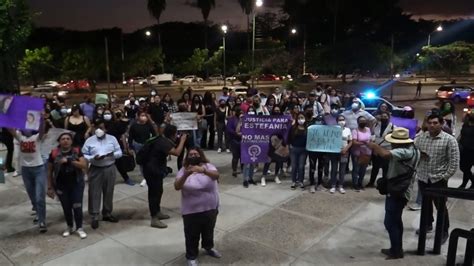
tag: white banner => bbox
[170,112,198,131]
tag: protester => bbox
[367,111,394,187]
[367,127,420,260]
[9,122,47,233]
[0,128,16,174]
[307,115,327,192]
[342,101,376,130]
[351,116,372,191]
[162,93,177,113]
[174,147,221,265]
[190,94,206,148]
[288,112,308,190]
[79,96,96,121]
[226,106,243,178]
[82,120,122,229]
[65,104,91,147]
[238,107,258,188]
[145,124,187,228]
[148,95,169,126]
[215,99,229,153]
[414,114,460,244]
[202,92,216,149]
[328,115,352,194]
[47,132,88,239]
[439,101,456,135]
[458,113,474,189]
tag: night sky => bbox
[28,0,474,32]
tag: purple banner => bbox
[390,117,418,139]
[0,95,45,130]
[241,115,292,164]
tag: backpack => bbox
[135,135,160,165]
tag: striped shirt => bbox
[414,130,459,183]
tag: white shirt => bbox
[16,133,44,167]
[341,127,352,149]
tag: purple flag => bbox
[390,117,418,139]
[240,115,292,164]
[0,95,45,130]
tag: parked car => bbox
[33,81,61,89]
[147,74,174,85]
[225,76,237,82]
[436,85,473,103]
[228,86,248,96]
[123,77,146,86]
[61,80,91,92]
[394,71,416,78]
[179,75,204,83]
[298,73,319,83]
[30,86,68,98]
[208,74,224,82]
[467,91,474,107]
[258,74,280,81]
[353,94,412,118]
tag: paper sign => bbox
[95,94,109,105]
[390,117,418,139]
[170,112,198,131]
[0,95,44,130]
[240,115,292,164]
[306,125,343,153]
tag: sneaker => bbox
[33,217,38,224]
[274,176,282,184]
[329,187,336,194]
[310,186,316,193]
[12,171,19,177]
[39,222,47,233]
[299,182,305,190]
[409,204,421,211]
[261,177,266,187]
[140,179,147,187]
[253,168,258,173]
[91,219,99,229]
[187,259,198,266]
[248,179,257,185]
[226,149,231,153]
[267,170,273,175]
[125,179,135,186]
[416,226,433,235]
[103,215,119,223]
[217,148,222,153]
[62,227,73,237]
[290,183,296,190]
[243,181,249,188]
[76,228,87,239]
[354,185,361,192]
[205,248,222,258]
[338,187,346,194]
[151,217,168,228]
[232,172,237,177]
[316,185,324,191]
[156,212,170,220]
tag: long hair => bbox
[183,147,210,168]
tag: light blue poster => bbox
[306,125,343,153]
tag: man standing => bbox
[82,120,122,229]
[414,114,459,243]
[342,101,376,130]
[416,81,422,98]
[368,127,420,259]
[80,96,96,121]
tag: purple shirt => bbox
[176,163,219,215]
[351,128,372,156]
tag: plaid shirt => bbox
[414,130,459,183]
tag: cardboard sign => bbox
[306,125,343,153]
[170,112,198,131]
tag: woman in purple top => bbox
[174,147,221,265]
[351,116,372,192]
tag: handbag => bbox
[119,153,136,172]
[376,149,419,197]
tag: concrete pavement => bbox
[0,149,472,265]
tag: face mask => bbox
[305,112,313,118]
[97,110,104,115]
[298,119,306,125]
[248,111,255,115]
[380,118,389,123]
[188,157,201,166]
[253,103,260,108]
[95,128,105,138]
[60,108,68,114]
[193,100,200,104]
[220,104,226,108]
[351,103,360,111]
[151,91,156,96]
[115,112,122,118]
[178,106,187,112]
[331,109,339,115]
[338,121,346,127]
[358,122,367,128]
[273,112,281,115]
[103,114,112,121]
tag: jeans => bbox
[216,122,227,150]
[309,151,326,185]
[351,153,368,187]
[328,154,347,188]
[183,209,218,260]
[22,164,47,224]
[369,154,389,184]
[243,164,255,182]
[263,161,284,177]
[132,141,144,177]
[418,179,450,234]
[193,129,201,148]
[384,195,407,255]
[56,181,85,229]
[290,146,307,184]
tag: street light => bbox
[145,30,151,37]
[221,25,228,86]
[291,28,297,35]
[427,25,443,46]
[252,0,263,88]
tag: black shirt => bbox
[150,137,175,167]
[460,124,474,150]
[129,122,156,145]
[48,149,83,187]
[148,103,169,125]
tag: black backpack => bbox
[135,135,160,166]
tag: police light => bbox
[365,91,376,99]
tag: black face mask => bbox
[359,122,367,128]
[305,112,313,118]
[188,157,201,166]
[235,111,242,117]
[380,118,389,124]
[178,106,187,112]
[193,100,200,104]
[253,103,260,108]
[220,104,226,108]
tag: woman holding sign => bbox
[288,112,308,190]
[328,115,352,194]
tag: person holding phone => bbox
[82,120,122,229]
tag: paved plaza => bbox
[0,149,472,265]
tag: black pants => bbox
[309,152,326,185]
[230,140,241,173]
[369,155,389,185]
[115,158,130,182]
[418,179,450,234]
[201,116,215,149]
[0,129,14,171]
[56,181,85,229]
[183,209,218,260]
[145,176,164,217]
[460,148,474,187]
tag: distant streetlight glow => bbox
[416,53,420,57]
[436,25,443,32]
[145,30,151,37]
[428,25,443,46]
[291,28,297,34]
[252,0,263,88]
[221,25,228,34]
[256,0,263,7]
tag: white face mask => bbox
[331,109,339,115]
[338,121,346,127]
[103,114,112,121]
[95,128,105,138]
[298,119,306,125]
[248,111,255,115]
[151,91,157,96]
[351,103,360,111]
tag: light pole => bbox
[427,25,443,46]
[252,0,263,88]
[289,28,296,51]
[302,25,307,75]
[221,25,228,86]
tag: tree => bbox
[147,0,167,48]
[178,48,209,75]
[0,0,32,92]
[205,48,224,75]
[18,47,53,86]
[61,48,102,81]
[421,42,474,79]
[127,47,165,76]
[196,0,216,50]
[237,0,253,52]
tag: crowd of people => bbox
[0,82,473,264]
